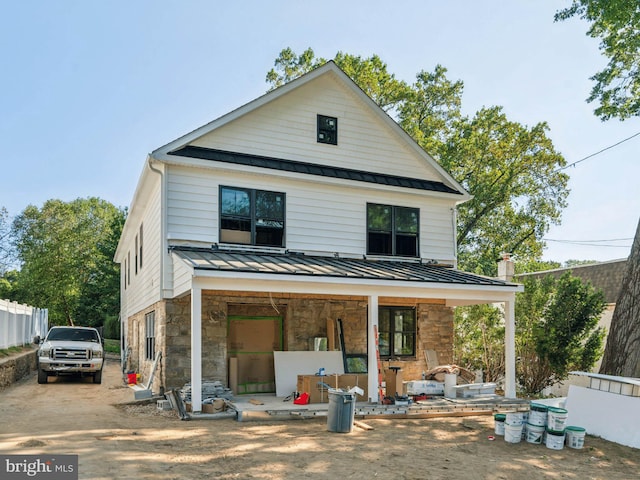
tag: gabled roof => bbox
[171,246,515,288]
[150,61,469,199]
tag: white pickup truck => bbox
[35,326,104,384]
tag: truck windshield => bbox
[47,328,100,343]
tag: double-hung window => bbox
[367,203,419,257]
[145,311,155,361]
[378,307,416,358]
[220,186,285,247]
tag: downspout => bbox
[451,207,458,269]
[147,156,165,300]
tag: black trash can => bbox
[327,389,356,433]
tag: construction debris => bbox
[179,380,233,403]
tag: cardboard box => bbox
[297,374,369,403]
[202,399,226,413]
[297,374,330,403]
[333,374,368,401]
[385,369,403,397]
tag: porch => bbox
[168,247,524,412]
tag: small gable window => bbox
[220,186,285,247]
[367,203,419,257]
[317,114,338,145]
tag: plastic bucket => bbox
[565,426,586,449]
[504,424,523,443]
[529,403,548,426]
[444,373,457,398]
[547,407,568,431]
[545,429,565,450]
[494,414,506,436]
[327,390,356,433]
[127,372,137,385]
[505,412,524,426]
[525,423,545,444]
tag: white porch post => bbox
[367,295,379,403]
[504,295,516,398]
[191,280,202,412]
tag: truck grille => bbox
[52,347,91,360]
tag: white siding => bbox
[121,176,163,319]
[172,252,194,298]
[191,73,443,182]
[165,164,457,262]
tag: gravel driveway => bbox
[0,355,638,479]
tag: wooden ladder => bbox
[373,325,384,402]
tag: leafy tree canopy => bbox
[516,272,605,395]
[555,0,640,120]
[11,197,125,326]
[266,48,569,275]
[0,207,14,275]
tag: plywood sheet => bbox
[274,351,344,397]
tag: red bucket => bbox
[127,373,137,385]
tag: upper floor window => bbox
[220,186,285,247]
[317,114,338,145]
[367,203,419,257]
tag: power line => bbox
[557,130,640,172]
[545,238,632,248]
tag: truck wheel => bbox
[37,368,48,384]
[93,369,102,384]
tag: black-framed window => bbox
[378,307,416,358]
[220,186,285,247]
[145,311,155,361]
[367,203,419,257]
[135,235,138,275]
[317,114,338,145]
[139,223,143,270]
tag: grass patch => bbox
[104,338,121,355]
[0,345,33,358]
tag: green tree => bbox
[12,198,125,326]
[555,0,640,120]
[516,273,606,395]
[454,304,505,383]
[266,48,569,275]
[0,207,14,275]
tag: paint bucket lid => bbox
[494,414,506,421]
[547,407,568,414]
[565,426,586,433]
[530,403,548,412]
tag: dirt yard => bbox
[0,356,637,480]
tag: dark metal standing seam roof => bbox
[171,247,514,287]
[168,146,462,195]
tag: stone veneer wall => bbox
[131,292,455,392]
[0,348,37,390]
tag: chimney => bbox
[497,252,515,282]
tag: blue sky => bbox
[1,1,638,264]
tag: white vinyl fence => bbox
[0,299,48,350]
